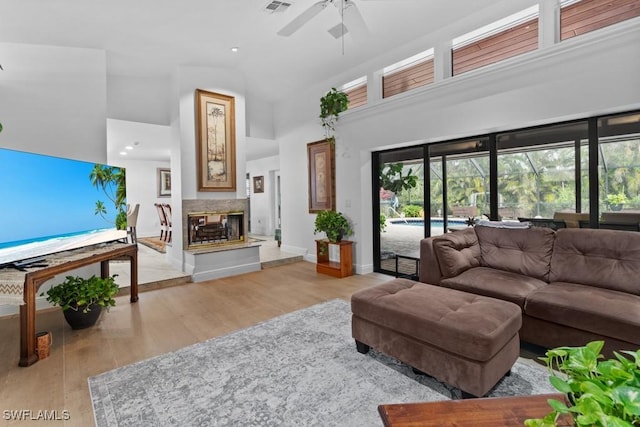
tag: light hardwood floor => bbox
[0,261,394,427]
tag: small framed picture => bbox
[158,168,171,197]
[253,176,264,193]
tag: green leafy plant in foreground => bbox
[41,275,119,313]
[525,340,640,427]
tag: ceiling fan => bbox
[277,0,380,39]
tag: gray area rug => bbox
[89,299,555,427]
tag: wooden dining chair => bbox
[126,203,140,244]
[154,203,168,241]
[162,203,172,243]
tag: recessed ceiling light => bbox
[119,151,127,156]
[230,47,239,52]
[125,145,133,150]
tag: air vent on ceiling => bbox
[263,1,292,13]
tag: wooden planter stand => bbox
[316,240,353,278]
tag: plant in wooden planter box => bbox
[315,210,353,257]
[314,210,353,243]
[41,274,119,329]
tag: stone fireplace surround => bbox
[181,199,260,282]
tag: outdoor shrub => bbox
[402,205,422,218]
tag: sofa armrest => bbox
[419,237,444,285]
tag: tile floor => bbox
[110,234,302,288]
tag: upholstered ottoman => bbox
[351,278,522,397]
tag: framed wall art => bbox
[195,89,236,191]
[157,168,171,197]
[307,140,335,213]
[253,176,264,193]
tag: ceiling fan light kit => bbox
[277,0,370,42]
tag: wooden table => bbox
[378,393,573,426]
[16,242,138,367]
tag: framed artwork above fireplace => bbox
[195,89,236,192]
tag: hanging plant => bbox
[320,88,349,144]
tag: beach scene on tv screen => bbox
[0,148,126,266]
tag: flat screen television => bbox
[0,148,127,269]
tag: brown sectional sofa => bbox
[420,225,640,355]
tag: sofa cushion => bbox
[550,228,640,296]
[524,282,640,345]
[440,266,547,309]
[475,225,555,282]
[433,227,481,278]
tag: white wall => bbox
[247,152,280,236]
[273,20,640,273]
[107,75,172,125]
[246,96,275,140]
[0,43,107,162]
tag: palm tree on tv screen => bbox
[89,164,127,230]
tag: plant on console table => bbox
[525,340,640,427]
[319,88,349,144]
[314,210,353,256]
[41,274,119,330]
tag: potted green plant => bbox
[319,88,349,144]
[607,193,628,211]
[41,274,119,329]
[314,210,353,243]
[525,340,640,427]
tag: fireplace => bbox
[188,211,244,249]
[182,199,249,252]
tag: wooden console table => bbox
[316,240,353,278]
[378,393,573,426]
[1,242,139,367]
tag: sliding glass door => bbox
[372,109,640,278]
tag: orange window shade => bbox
[452,18,538,76]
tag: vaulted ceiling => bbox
[0,0,537,103]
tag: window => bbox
[340,76,367,109]
[382,49,434,98]
[597,112,640,214]
[560,0,640,41]
[452,6,539,76]
[497,122,589,219]
[372,110,640,279]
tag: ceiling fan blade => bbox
[343,1,369,39]
[277,1,328,37]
